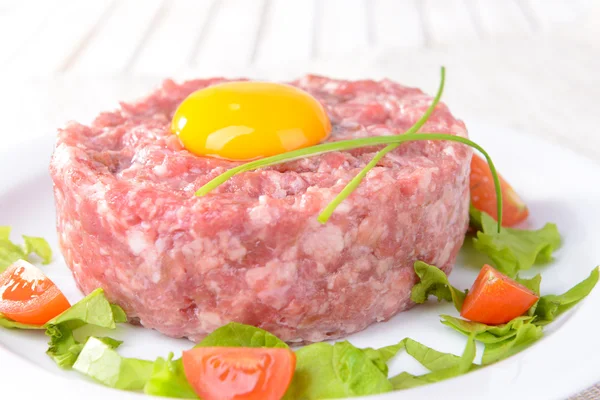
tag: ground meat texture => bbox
[49,75,471,343]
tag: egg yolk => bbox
[171,81,332,161]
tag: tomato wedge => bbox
[470,154,529,227]
[0,260,71,325]
[182,346,296,400]
[461,264,539,325]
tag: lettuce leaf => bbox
[390,335,477,390]
[362,341,406,376]
[516,274,542,315]
[144,354,198,399]
[472,212,561,277]
[481,323,543,365]
[0,314,45,329]
[410,261,467,311]
[0,226,52,271]
[45,289,125,368]
[195,322,288,348]
[22,235,52,264]
[534,267,599,325]
[73,337,154,390]
[515,274,542,295]
[284,341,393,399]
[440,315,534,344]
[441,314,542,365]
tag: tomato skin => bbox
[470,154,529,227]
[0,260,71,325]
[183,347,296,400]
[461,264,539,325]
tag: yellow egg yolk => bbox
[171,81,332,161]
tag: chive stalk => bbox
[195,68,503,232]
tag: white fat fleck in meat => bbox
[217,232,247,262]
[196,311,225,333]
[419,169,432,191]
[127,229,162,283]
[301,224,344,263]
[50,145,72,171]
[443,146,456,158]
[85,182,110,214]
[127,229,150,256]
[153,163,168,177]
[248,196,279,227]
[246,261,297,310]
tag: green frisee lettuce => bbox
[410,261,467,311]
[471,212,561,277]
[0,226,52,271]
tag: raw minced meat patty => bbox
[49,75,471,343]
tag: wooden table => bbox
[0,0,598,398]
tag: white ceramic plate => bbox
[1,122,599,400]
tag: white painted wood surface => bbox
[0,0,599,397]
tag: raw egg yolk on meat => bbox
[171,81,331,161]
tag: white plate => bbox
[1,122,599,400]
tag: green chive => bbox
[194,67,503,233]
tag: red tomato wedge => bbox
[0,260,71,325]
[182,347,296,400]
[461,264,539,325]
[470,154,529,227]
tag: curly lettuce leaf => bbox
[195,322,288,348]
[22,235,52,264]
[362,341,407,376]
[46,289,125,368]
[411,261,467,311]
[481,323,543,365]
[73,337,153,390]
[0,226,53,271]
[516,274,542,315]
[284,341,394,399]
[440,313,542,366]
[144,354,198,399]
[390,335,477,390]
[515,274,542,295]
[534,267,599,325]
[472,212,561,277]
[441,315,533,344]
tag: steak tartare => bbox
[49,75,471,343]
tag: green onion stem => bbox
[196,133,502,233]
[195,67,503,233]
[318,67,446,224]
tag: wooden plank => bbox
[68,0,165,75]
[468,0,532,36]
[371,0,424,48]
[315,0,370,58]
[191,0,266,70]
[420,0,480,46]
[253,0,316,68]
[4,0,112,76]
[130,0,214,76]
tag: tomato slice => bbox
[0,260,71,325]
[182,347,296,400]
[461,264,539,325]
[470,154,529,227]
